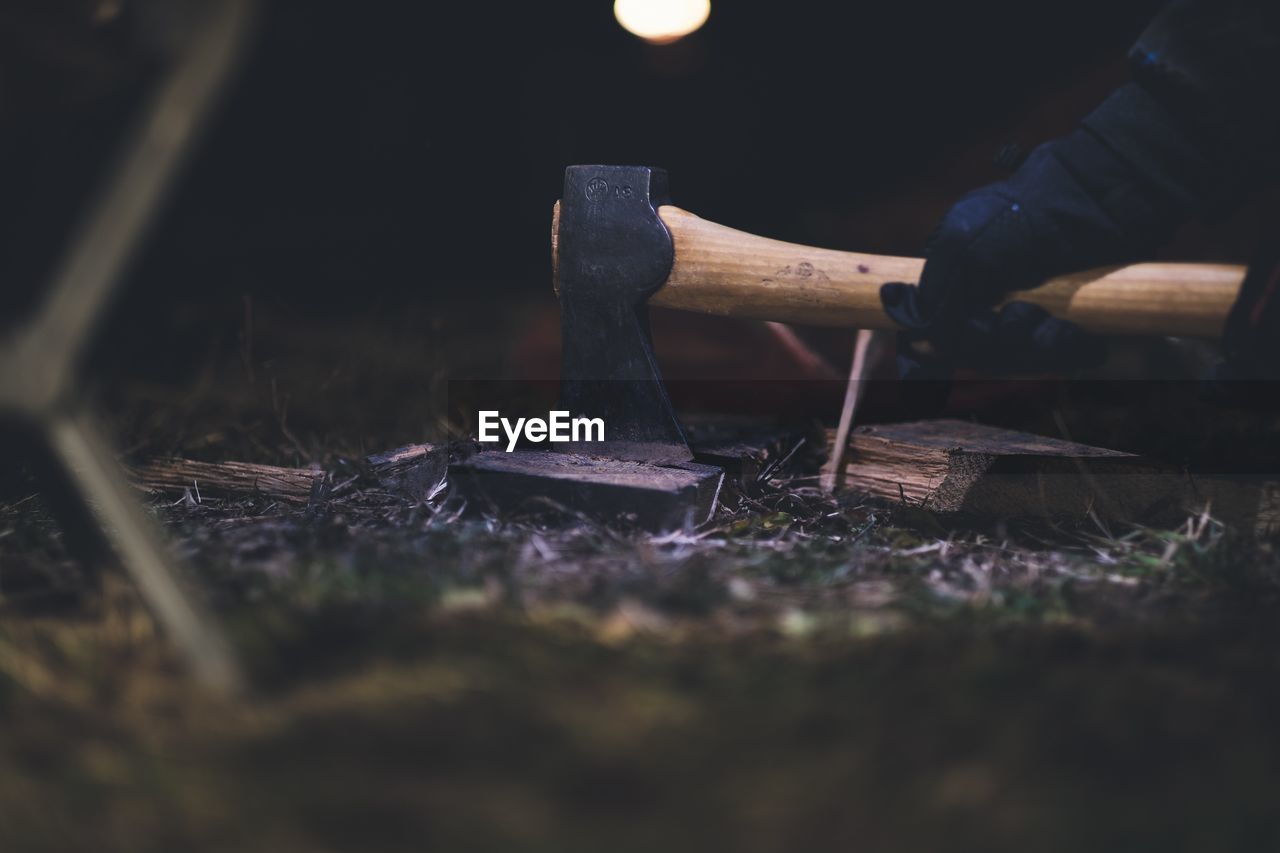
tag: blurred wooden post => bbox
[0,0,256,696]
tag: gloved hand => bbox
[881,82,1220,378]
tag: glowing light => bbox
[614,0,711,44]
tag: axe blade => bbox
[556,165,691,463]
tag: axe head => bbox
[556,165,691,463]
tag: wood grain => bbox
[130,459,322,503]
[129,444,445,504]
[831,420,1167,520]
[653,206,1242,338]
[827,420,1278,532]
[551,201,1245,338]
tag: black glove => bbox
[881,82,1224,377]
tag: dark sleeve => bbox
[1125,0,1280,209]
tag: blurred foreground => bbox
[3,307,1280,852]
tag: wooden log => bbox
[130,443,446,504]
[450,449,723,530]
[827,419,1279,532]
[130,458,322,503]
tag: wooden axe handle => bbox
[552,202,1246,338]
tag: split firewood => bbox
[130,443,446,504]
[365,443,447,501]
[827,419,1279,532]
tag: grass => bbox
[3,305,1280,851]
[5,479,1280,852]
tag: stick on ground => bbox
[129,459,323,504]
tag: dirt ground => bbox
[3,304,1280,852]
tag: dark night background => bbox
[3,0,1202,384]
